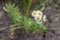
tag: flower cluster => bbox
[32,10,47,24]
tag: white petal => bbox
[43,15,47,21]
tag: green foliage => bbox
[6,0,48,15]
[23,17,48,34]
[32,21,39,34]
[39,24,48,32]
[33,0,48,10]
[3,3,22,32]
[1,2,48,34]
[23,16,31,33]
[53,0,58,4]
[20,0,32,14]
[6,3,21,24]
[32,21,48,34]
[17,0,48,15]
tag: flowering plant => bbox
[32,10,47,24]
[0,3,48,35]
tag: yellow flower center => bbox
[33,11,37,15]
[38,12,41,15]
[36,16,40,21]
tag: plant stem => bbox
[26,0,32,15]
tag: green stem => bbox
[26,0,32,15]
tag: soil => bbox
[0,1,60,40]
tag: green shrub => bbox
[5,3,21,24]
[1,2,48,34]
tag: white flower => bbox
[31,11,38,17]
[34,10,43,21]
[37,10,43,19]
[43,15,47,21]
[31,10,44,24]
[37,10,43,16]
[35,15,41,21]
